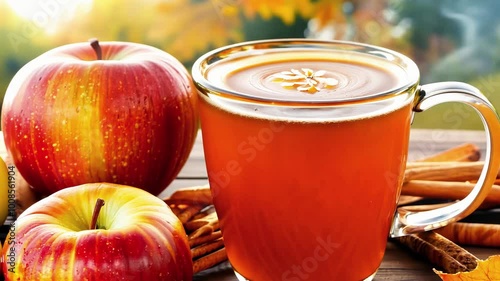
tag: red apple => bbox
[1,182,193,280]
[1,39,198,196]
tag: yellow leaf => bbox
[310,0,344,29]
[240,0,316,25]
[434,255,500,281]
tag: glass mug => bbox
[191,39,500,281]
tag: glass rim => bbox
[191,38,420,105]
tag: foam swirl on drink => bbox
[200,48,415,122]
[268,68,339,93]
[206,49,409,103]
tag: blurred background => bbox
[0,0,499,130]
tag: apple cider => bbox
[196,44,415,280]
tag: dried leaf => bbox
[434,255,500,280]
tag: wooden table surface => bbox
[1,129,499,280]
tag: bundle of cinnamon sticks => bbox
[402,143,500,207]
[163,186,228,274]
[395,143,500,273]
[165,142,500,275]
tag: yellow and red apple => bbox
[1,40,199,196]
[1,182,193,280]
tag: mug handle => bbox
[390,82,500,237]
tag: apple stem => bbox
[89,38,103,60]
[90,198,105,230]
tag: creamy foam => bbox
[205,49,410,103]
[199,47,416,122]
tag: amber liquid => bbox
[198,53,414,280]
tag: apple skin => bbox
[1,41,199,196]
[1,182,193,280]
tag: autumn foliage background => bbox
[0,0,499,130]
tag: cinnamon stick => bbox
[191,238,225,259]
[415,143,480,162]
[170,206,184,217]
[189,230,223,248]
[185,210,220,239]
[188,205,216,221]
[189,223,219,239]
[406,162,456,169]
[468,178,500,185]
[191,210,212,221]
[404,162,499,183]
[394,232,476,273]
[185,211,219,232]
[435,222,500,248]
[193,248,228,274]
[401,180,500,204]
[164,185,213,206]
[397,195,424,206]
[399,201,497,212]
[177,204,206,224]
[415,231,478,271]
